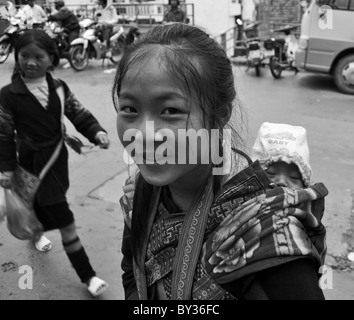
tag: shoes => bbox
[87,276,109,297]
[105,50,112,58]
[34,235,52,252]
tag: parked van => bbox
[295,0,354,94]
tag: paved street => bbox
[0,55,354,300]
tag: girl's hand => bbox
[0,171,13,189]
[95,132,110,149]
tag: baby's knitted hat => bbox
[251,122,312,186]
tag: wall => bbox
[242,0,258,21]
[60,0,97,17]
[258,0,302,36]
[64,0,97,5]
[112,0,242,37]
[57,0,242,37]
[186,0,241,37]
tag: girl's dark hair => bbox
[112,23,246,264]
[14,29,60,67]
[113,23,238,131]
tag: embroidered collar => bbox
[9,72,61,94]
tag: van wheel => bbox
[333,54,354,95]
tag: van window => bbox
[335,0,350,9]
[317,0,351,9]
[351,0,354,10]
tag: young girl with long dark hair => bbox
[0,29,109,297]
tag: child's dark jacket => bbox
[0,72,105,206]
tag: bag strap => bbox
[38,85,65,180]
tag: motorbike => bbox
[68,18,126,71]
[44,21,71,60]
[268,24,300,79]
[234,20,272,77]
[0,17,25,64]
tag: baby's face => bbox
[266,161,305,189]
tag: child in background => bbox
[0,29,109,297]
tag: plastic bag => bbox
[0,187,6,222]
[4,188,43,241]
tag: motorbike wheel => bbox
[0,41,11,64]
[269,57,283,79]
[110,39,125,64]
[69,45,89,71]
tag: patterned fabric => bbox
[203,183,327,285]
[145,203,237,300]
[120,161,328,300]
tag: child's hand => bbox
[95,132,110,149]
[0,171,13,189]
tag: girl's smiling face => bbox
[18,43,53,79]
[117,56,212,187]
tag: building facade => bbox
[1,0,308,38]
[185,0,242,37]
[257,0,305,36]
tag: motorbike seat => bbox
[263,39,275,50]
[247,38,261,43]
[248,42,260,51]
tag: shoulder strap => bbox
[38,85,65,180]
[232,147,253,165]
[171,176,214,300]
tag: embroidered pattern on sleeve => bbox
[65,91,86,118]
